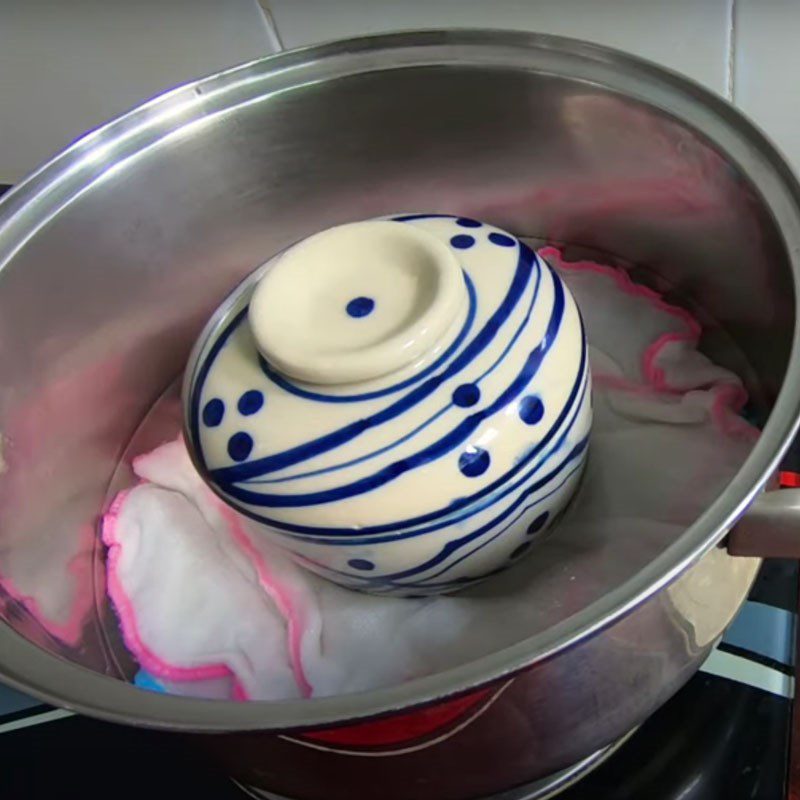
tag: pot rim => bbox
[1,29,799,732]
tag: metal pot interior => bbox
[0,31,798,730]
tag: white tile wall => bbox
[733,0,800,173]
[0,0,278,183]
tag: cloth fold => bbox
[102,248,757,701]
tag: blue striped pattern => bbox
[188,216,592,593]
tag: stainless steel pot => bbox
[1,30,800,800]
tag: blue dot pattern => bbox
[202,398,225,427]
[450,234,475,250]
[519,395,545,425]
[459,447,490,477]
[452,383,480,407]
[527,512,549,536]
[238,389,264,416]
[511,541,532,560]
[488,232,515,247]
[348,558,375,571]
[228,432,254,462]
[346,296,375,318]
[191,214,591,595]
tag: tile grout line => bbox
[257,0,285,53]
[726,0,737,102]
[0,708,74,735]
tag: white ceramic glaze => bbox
[185,215,592,595]
[249,221,468,385]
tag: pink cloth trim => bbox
[101,487,250,699]
[539,245,702,389]
[0,524,94,648]
[540,246,758,442]
[133,436,314,697]
[215,503,313,698]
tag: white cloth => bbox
[103,247,757,701]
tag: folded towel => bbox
[103,247,757,701]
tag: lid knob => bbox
[248,220,467,385]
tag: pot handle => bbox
[727,488,800,558]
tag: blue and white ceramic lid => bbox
[183,214,589,555]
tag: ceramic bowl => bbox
[183,214,591,595]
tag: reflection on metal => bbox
[667,545,760,648]
[234,728,637,800]
[728,489,800,558]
